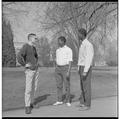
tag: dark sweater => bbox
[17,43,38,70]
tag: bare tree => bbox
[40,2,117,54]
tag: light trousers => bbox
[25,68,39,107]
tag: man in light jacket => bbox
[77,28,94,110]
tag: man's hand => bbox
[25,63,31,68]
[82,72,87,76]
[82,72,87,80]
[66,71,70,79]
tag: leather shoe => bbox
[25,106,31,114]
[76,103,85,107]
[79,106,90,111]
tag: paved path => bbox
[3,96,117,117]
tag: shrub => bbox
[2,19,16,67]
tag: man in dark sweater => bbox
[17,33,39,114]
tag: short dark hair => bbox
[58,36,66,43]
[78,28,87,38]
[28,33,36,40]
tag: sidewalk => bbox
[3,96,117,117]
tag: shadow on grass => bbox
[33,94,51,105]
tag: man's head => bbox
[58,36,66,47]
[78,28,87,41]
[28,33,37,44]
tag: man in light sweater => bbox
[77,28,94,110]
[17,33,39,114]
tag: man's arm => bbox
[34,47,38,62]
[77,46,81,72]
[67,49,73,77]
[17,44,27,66]
[54,49,57,68]
[83,44,94,75]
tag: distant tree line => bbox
[34,36,52,67]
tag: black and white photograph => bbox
[2,1,118,118]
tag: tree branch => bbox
[89,2,117,21]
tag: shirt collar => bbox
[63,45,67,48]
[82,38,88,45]
[59,45,66,49]
[28,42,33,46]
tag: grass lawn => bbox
[2,67,118,111]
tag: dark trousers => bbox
[55,65,70,102]
[79,66,92,107]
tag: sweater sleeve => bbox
[34,47,38,60]
[17,44,27,66]
[33,46,38,62]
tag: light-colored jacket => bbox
[78,39,94,72]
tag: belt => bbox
[57,64,69,67]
